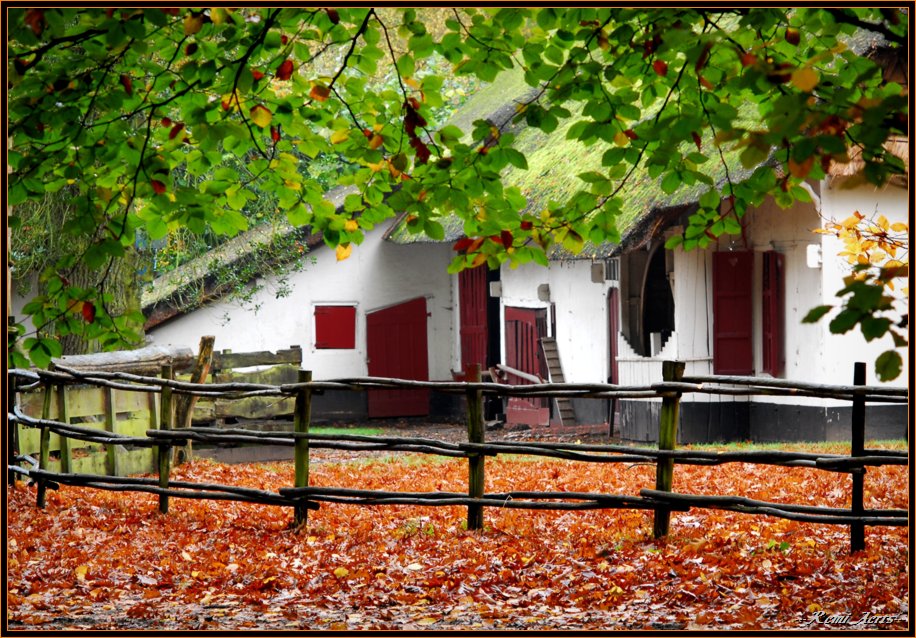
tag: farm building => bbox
[114,54,913,440]
[142,187,460,422]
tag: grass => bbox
[308,426,384,437]
[684,439,908,453]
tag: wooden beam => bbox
[53,345,195,375]
[212,347,302,371]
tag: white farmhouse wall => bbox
[817,181,909,389]
[147,227,455,380]
[499,260,613,383]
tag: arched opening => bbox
[641,246,674,356]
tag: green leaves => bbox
[6,7,908,372]
[874,351,902,382]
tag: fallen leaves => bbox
[6,447,908,631]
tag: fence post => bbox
[36,383,54,508]
[850,361,866,553]
[8,317,20,485]
[8,368,20,485]
[466,364,485,531]
[293,369,312,527]
[158,365,173,514]
[55,378,72,473]
[653,360,685,538]
[104,386,121,477]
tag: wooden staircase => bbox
[540,337,576,425]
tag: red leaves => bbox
[251,69,265,81]
[404,102,427,138]
[325,8,340,24]
[270,126,281,143]
[80,302,96,323]
[623,129,638,141]
[185,42,198,56]
[4,439,909,631]
[276,59,295,81]
[520,220,534,231]
[652,60,668,77]
[691,131,702,151]
[24,9,45,36]
[151,179,167,194]
[410,136,430,164]
[168,123,184,140]
[453,237,485,254]
[785,27,800,46]
[119,74,133,96]
[309,84,330,102]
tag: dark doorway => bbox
[642,247,675,356]
[366,297,430,417]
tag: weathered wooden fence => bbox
[7,361,908,552]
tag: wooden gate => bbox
[366,298,430,418]
[504,307,549,426]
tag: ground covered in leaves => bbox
[6,441,909,631]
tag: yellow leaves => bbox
[333,567,350,578]
[249,104,272,128]
[336,243,353,261]
[790,67,820,92]
[330,129,350,144]
[209,7,231,25]
[344,219,359,232]
[613,130,629,147]
[184,12,204,36]
[75,565,88,582]
[368,133,384,150]
[404,77,420,89]
[840,212,865,228]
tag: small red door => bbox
[459,266,488,371]
[367,298,430,417]
[504,307,549,426]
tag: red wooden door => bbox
[367,298,430,417]
[504,307,549,426]
[459,267,488,371]
[712,251,754,375]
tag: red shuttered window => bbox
[712,251,754,375]
[314,305,357,349]
[762,250,785,377]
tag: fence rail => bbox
[7,360,909,553]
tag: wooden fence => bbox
[7,361,908,552]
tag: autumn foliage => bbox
[6,448,908,631]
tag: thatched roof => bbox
[386,65,757,260]
[141,186,353,328]
[827,136,909,184]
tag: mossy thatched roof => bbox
[386,66,755,260]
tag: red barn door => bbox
[459,266,488,370]
[367,298,430,417]
[713,251,754,375]
[504,306,549,426]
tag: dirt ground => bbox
[197,418,615,465]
